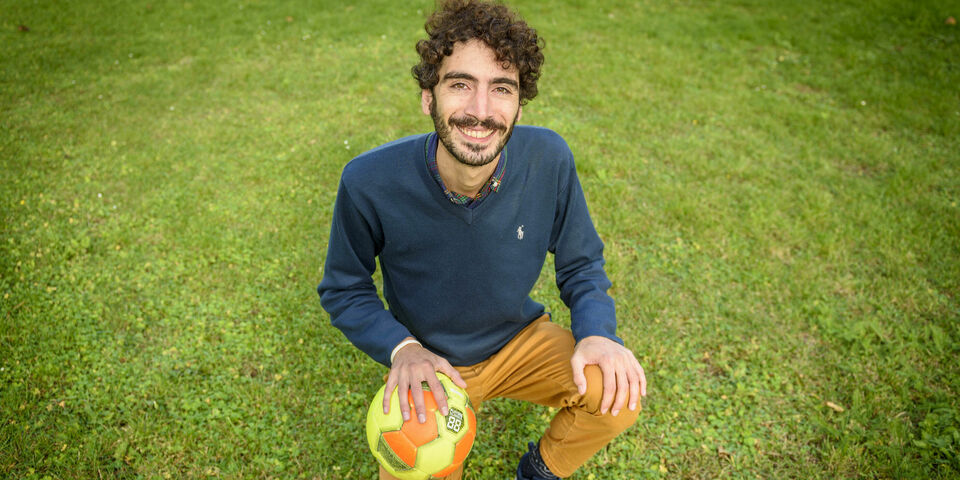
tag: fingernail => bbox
[402,412,410,421]
[441,407,449,416]
[629,403,636,411]
[612,409,619,416]
[418,414,426,423]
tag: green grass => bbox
[2,0,958,478]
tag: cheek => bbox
[499,106,521,124]
[493,98,520,118]
[440,96,470,115]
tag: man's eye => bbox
[452,82,468,90]
[495,87,513,94]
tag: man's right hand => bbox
[384,338,467,424]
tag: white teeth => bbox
[462,128,492,139]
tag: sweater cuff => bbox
[571,312,622,346]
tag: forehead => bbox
[438,39,519,81]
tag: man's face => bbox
[422,39,522,168]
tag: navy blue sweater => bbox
[318,126,620,366]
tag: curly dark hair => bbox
[412,0,545,105]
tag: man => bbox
[318,1,647,478]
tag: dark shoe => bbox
[515,442,560,480]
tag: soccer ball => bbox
[365,373,477,479]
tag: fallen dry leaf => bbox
[717,445,732,459]
[825,401,845,412]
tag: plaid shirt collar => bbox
[425,132,506,209]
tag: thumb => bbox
[570,356,587,395]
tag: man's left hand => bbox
[570,336,647,416]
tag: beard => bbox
[430,97,519,167]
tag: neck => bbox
[435,143,499,198]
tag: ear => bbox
[517,104,523,123]
[421,89,433,116]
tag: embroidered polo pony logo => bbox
[517,225,524,240]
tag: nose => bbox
[464,87,490,120]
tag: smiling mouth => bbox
[458,126,495,140]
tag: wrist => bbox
[390,337,422,364]
[576,335,605,345]
[576,334,623,347]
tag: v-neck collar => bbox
[424,132,507,209]
[417,133,509,225]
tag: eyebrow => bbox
[442,71,519,89]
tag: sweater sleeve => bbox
[318,176,413,366]
[549,155,623,346]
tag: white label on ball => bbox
[446,409,464,433]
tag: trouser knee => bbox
[580,364,641,427]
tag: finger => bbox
[439,362,467,390]
[424,372,449,416]
[639,365,647,397]
[611,368,629,416]
[383,372,399,414]
[570,357,587,395]
[397,377,412,422]
[600,362,616,415]
[628,367,641,411]
[410,380,427,424]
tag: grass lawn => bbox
[2,0,959,478]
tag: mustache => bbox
[448,115,507,132]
